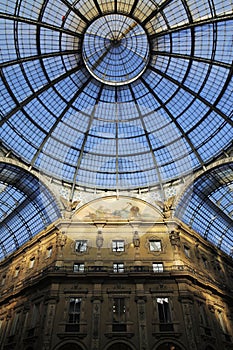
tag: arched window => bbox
[107,343,133,350]
[156,343,183,350]
[57,344,83,350]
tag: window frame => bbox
[68,297,82,324]
[184,245,191,258]
[202,256,208,268]
[113,263,125,273]
[46,246,53,258]
[112,240,125,252]
[149,239,162,252]
[112,297,127,332]
[14,267,20,278]
[217,309,227,333]
[73,263,85,273]
[152,262,164,272]
[156,297,172,324]
[75,240,88,253]
[29,257,35,269]
[65,297,82,333]
[1,275,6,286]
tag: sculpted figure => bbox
[57,232,67,250]
[60,196,80,211]
[169,228,181,248]
[155,195,175,218]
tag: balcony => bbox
[42,265,157,274]
[159,323,174,332]
[57,322,87,339]
[129,266,150,272]
[65,323,80,332]
[112,323,127,332]
[87,266,108,273]
[105,323,134,338]
[1,263,226,298]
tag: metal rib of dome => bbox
[0,0,233,191]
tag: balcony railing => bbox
[0,262,225,297]
[159,323,174,332]
[112,323,127,332]
[42,265,156,274]
[65,323,80,333]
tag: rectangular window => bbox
[199,302,208,326]
[22,312,29,334]
[1,275,6,286]
[184,245,190,258]
[0,319,3,337]
[157,297,173,331]
[46,246,53,258]
[113,263,124,273]
[66,298,82,332]
[112,240,125,252]
[31,304,40,328]
[73,263,85,273]
[112,298,126,331]
[11,313,20,335]
[149,240,162,252]
[14,267,20,278]
[202,256,208,268]
[152,262,164,272]
[217,310,227,333]
[29,257,35,269]
[75,240,87,253]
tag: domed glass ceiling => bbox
[0,0,233,190]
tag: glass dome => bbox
[0,0,232,191]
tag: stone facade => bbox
[0,196,232,350]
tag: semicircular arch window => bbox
[0,163,61,260]
[175,163,233,256]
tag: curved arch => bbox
[0,157,64,212]
[104,340,135,350]
[53,340,86,350]
[205,346,216,350]
[174,157,233,208]
[175,161,233,255]
[73,195,163,221]
[153,340,186,350]
[0,160,61,260]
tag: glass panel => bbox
[157,297,172,323]
[153,263,164,272]
[112,240,125,252]
[75,240,88,252]
[113,298,126,323]
[113,263,125,273]
[73,264,85,272]
[149,240,162,251]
